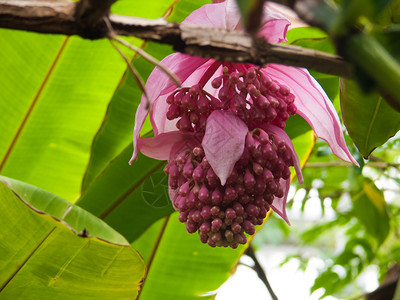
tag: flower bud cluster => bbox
[166,66,297,132]
[166,84,222,132]
[213,67,297,130]
[164,128,294,248]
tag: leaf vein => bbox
[364,97,382,152]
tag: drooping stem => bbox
[245,245,279,300]
[109,39,151,108]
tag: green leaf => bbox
[78,148,174,242]
[0,0,186,202]
[0,179,145,299]
[286,27,330,43]
[340,79,400,157]
[353,178,390,245]
[285,114,312,140]
[136,214,244,300]
[311,270,341,296]
[0,31,128,201]
[376,0,400,25]
[339,0,393,24]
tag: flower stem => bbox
[245,245,279,300]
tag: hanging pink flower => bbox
[130,0,358,248]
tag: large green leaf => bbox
[0,32,128,201]
[0,179,145,299]
[136,214,244,300]
[340,79,400,157]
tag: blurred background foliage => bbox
[252,134,400,298]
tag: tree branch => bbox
[0,0,351,77]
[75,0,118,38]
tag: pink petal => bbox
[183,0,241,30]
[168,186,178,210]
[263,65,359,166]
[262,124,303,184]
[131,53,212,161]
[260,124,301,224]
[266,2,308,29]
[258,3,290,43]
[130,131,200,163]
[271,178,291,225]
[202,111,248,186]
[184,0,290,43]
[151,56,217,135]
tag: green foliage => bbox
[340,79,400,158]
[0,179,145,298]
[353,178,390,245]
[255,132,400,298]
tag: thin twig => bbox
[104,17,182,88]
[109,39,151,109]
[113,36,181,87]
[104,18,152,108]
[245,245,279,300]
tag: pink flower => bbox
[130,0,358,248]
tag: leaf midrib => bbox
[364,97,382,153]
[0,227,57,292]
[0,37,69,172]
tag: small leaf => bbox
[353,178,390,245]
[311,270,341,296]
[340,79,400,157]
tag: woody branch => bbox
[0,0,351,78]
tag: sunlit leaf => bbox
[78,149,174,242]
[0,31,130,201]
[353,178,390,244]
[0,179,145,299]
